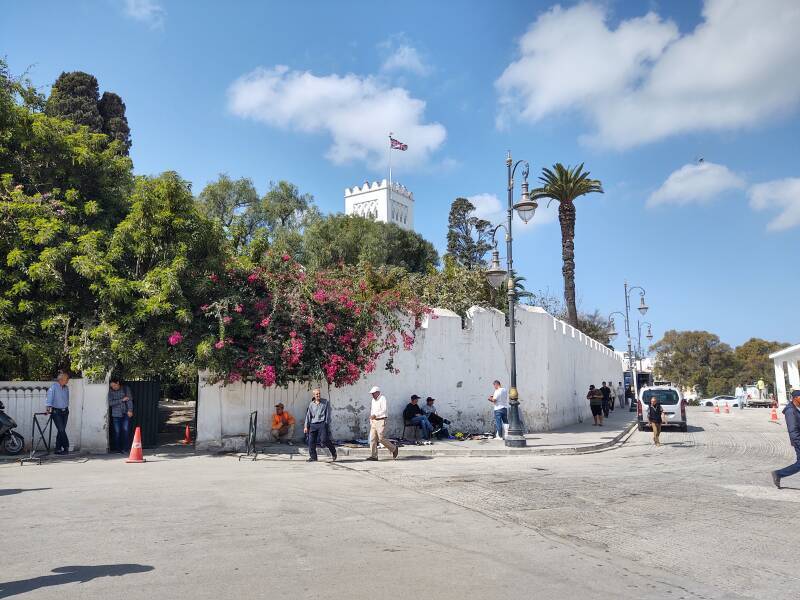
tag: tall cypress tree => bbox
[98,92,131,153]
[445,197,492,270]
[46,71,104,132]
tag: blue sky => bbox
[3,0,799,349]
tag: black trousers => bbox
[307,423,336,460]
[428,413,444,428]
[51,409,69,452]
[601,400,610,418]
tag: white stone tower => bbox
[344,179,414,231]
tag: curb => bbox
[242,420,638,460]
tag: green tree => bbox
[413,255,494,319]
[533,163,603,327]
[46,71,104,132]
[0,65,133,378]
[98,92,131,154]
[445,197,492,269]
[197,174,261,253]
[302,214,438,273]
[74,172,226,380]
[733,338,787,389]
[651,330,738,396]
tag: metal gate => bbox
[126,380,160,449]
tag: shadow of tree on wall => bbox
[0,564,154,598]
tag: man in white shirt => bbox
[488,380,509,439]
[367,386,398,461]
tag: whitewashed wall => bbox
[0,379,109,452]
[197,306,623,450]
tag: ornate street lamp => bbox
[609,283,650,411]
[484,151,536,448]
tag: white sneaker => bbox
[494,434,501,440]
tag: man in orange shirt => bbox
[270,403,296,445]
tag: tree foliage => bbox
[532,163,603,327]
[46,71,131,155]
[302,214,438,274]
[445,197,492,269]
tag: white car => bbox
[702,395,738,408]
[637,385,688,432]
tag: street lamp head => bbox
[638,294,649,315]
[514,179,538,224]
[607,318,618,339]
[486,249,507,289]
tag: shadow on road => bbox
[0,488,51,497]
[0,564,154,598]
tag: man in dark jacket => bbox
[600,382,612,418]
[303,388,337,462]
[772,390,800,489]
[403,394,433,439]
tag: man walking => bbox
[303,388,337,462]
[600,381,611,418]
[608,380,617,411]
[617,381,625,408]
[587,385,603,426]
[488,380,509,439]
[772,390,800,489]
[367,386,398,461]
[46,370,70,455]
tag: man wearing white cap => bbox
[367,386,398,461]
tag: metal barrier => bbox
[19,412,54,466]
[238,411,258,461]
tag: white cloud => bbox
[647,161,745,207]
[381,44,431,76]
[228,66,446,169]
[467,193,556,231]
[496,0,800,149]
[748,178,800,231]
[122,0,165,29]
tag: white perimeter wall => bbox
[197,306,623,450]
[0,379,109,452]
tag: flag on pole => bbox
[390,137,408,151]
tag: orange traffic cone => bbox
[126,426,146,463]
[714,404,720,414]
[724,402,730,414]
[182,424,192,445]
[770,407,779,423]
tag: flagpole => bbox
[388,132,392,188]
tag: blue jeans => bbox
[410,415,433,437]
[112,416,131,452]
[776,445,800,479]
[494,408,508,437]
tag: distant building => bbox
[344,179,414,231]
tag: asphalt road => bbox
[1,407,797,599]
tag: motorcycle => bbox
[0,400,25,455]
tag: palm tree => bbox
[532,163,603,327]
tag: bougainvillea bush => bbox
[175,253,431,387]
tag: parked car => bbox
[702,395,738,408]
[637,385,687,432]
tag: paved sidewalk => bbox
[254,404,635,459]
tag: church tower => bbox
[344,179,414,231]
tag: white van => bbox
[636,385,687,432]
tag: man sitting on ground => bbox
[403,394,433,439]
[270,403,296,444]
[422,397,451,438]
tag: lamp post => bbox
[606,282,648,409]
[636,320,653,371]
[484,151,538,448]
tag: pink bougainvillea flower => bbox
[199,304,210,312]
[306,316,314,326]
[325,322,335,335]
[247,272,259,283]
[209,274,219,283]
[214,340,225,350]
[168,331,183,346]
[234,304,243,313]
[223,316,232,324]
[281,254,291,262]
[312,289,327,303]
[259,317,271,328]
[255,365,276,386]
